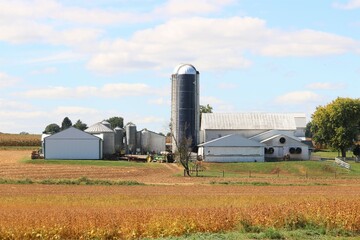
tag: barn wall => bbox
[201,146,264,162]
[44,139,101,159]
[264,137,309,160]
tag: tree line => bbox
[43,117,124,134]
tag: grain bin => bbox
[85,122,115,155]
[114,127,124,152]
[171,64,200,152]
[125,123,137,154]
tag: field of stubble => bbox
[1,149,360,239]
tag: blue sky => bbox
[0,0,359,134]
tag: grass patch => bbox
[312,150,354,159]
[23,159,159,168]
[0,177,145,186]
[210,181,330,187]
[200,160,358,178]
[154,227,357,240]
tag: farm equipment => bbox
[31,150,43,159]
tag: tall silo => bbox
[171,64,200,152]
[114,127,124,153]
[125,123,137,154]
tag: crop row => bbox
[0,197,359,239]
[0,134,41,146]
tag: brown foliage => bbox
[0,133,41,146]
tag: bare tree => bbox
[170,122,193,176]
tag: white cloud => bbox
[153,0,234,18]
[148,97,170,106]
[88,17,359,73]
[275,91,321,105]
[54,106,99,115]
[260,29,357,57]
[0,99,33,110]
[27,51,85,64]
[18,83,161,99]
[30,67,57,75]
[306,82,346,90]
[0,72,20,88]
[333,0,360,9]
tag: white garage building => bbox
[198,134,265,162]
[43,127,102,160]
[198,113,310,161]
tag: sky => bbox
[0,0,359,134]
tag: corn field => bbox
[0,134,41,147]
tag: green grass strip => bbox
[0,177,145,186]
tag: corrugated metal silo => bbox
[85,122,115,155]
[114,127,124,152]
[171,64,200,152]
[126,123,137,154]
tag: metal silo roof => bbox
[85,122,114,133]
[201,113,306,130]
[173,64,197,75]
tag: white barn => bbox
[198,134,265,162]
[199,113,310,161]
[43,127,102,160]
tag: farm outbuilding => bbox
[85,122,115,155]
[198,134,265,162]
[199,112,310,161]
[200,113,306,143]
[43,127,102,160]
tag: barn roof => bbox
[44,127,100,140]
[199,134,265,147]
[85,122,114,133]
[201,113,306,130]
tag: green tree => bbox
[73,119,87,131]
[61,117,72,130]
[200,104,213,126]
[106,116,124,129]
[311,97,360,157]
[43,123,60,134]
[200,104,213,114]
[305,121,313,138]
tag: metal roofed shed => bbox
[85,122,115,155]
[43,127,102,160]
[200,113,306,143]
[198,134,265,162]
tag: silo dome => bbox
[173,64,197,75]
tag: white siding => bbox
[201,146,264,162]
[263,136,309,160]
[44,139,101,159]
